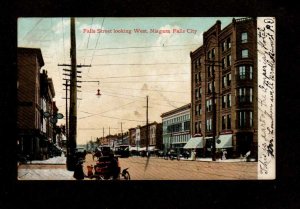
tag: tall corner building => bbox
[190,17,257,159]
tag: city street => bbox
[18,154,257,180]
[84,154,257,180]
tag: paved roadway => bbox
[18,154,257,180]
[83,154,257,180]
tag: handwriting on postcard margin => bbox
[257,17,275,176]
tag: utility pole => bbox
[59,18,91,171]
[121,122,123,145]
[146,96,149,155]
[65,79,69,141]
[212,58,216,161]
[67,17,78,171]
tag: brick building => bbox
[134,122,162,150]
[17,47,58,160]
[190,18,257,159]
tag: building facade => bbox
[17,47,44,160]
[161,104,191,153]
[128,128,136,146]
[190,18,257,159]
[17,47,58,160]
[133,122,162,150]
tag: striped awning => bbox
[183,137,204,149]
[216,134,233,148]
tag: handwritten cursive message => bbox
[257,17,276,179]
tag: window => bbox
[239,111,246,128]
[227,38,231,49]
[241,32,248,43]
[250,112,253,127]
[222,76,226,88]
[222,116,226,130]
[250,66,253,80]
[199,88,202,98]
[208,51,211,60]
[227,115,231,129]
[222,95,226,108]
[239,66,246,79]
[206,99,212,112]
[208,66,211,77]
[227,73,231,86]
[222,58,226,69]
[208,82,212,94]
[211,48,215,59]
[227,94,231,107]
[195,122,198,133]
[195,89,199,99]
[199,72,201,82]
[222,41,226,51]
[196,104,199,115]
[239,88,246,103]
[249,88,253,103]
[196,59,200,68]
[227,55,231,67]
[195,73,199,83]
[206,118,212,131]
[242,49,249,58]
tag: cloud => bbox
[141,83,148,91]
[134,111,141,116]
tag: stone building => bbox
[161,104,191,153]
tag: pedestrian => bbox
[73,159,85,180]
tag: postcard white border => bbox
[257,17,276,179]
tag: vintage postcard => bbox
[17,17,275,180]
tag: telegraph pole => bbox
[65,79,69,141]
[67,17,78,170]
[121,122,123,145]
[212,58,216,161]
[146,96,149,155]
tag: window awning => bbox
[216,134,233,148]
[183,137,204,149]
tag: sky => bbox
[18,17,236,145]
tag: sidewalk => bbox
[18,155,75,180]
[180,157,256,162]
[29,155,67,165]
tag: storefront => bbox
[183,136,204,158]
